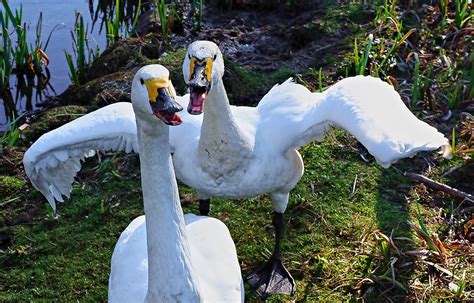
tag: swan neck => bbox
[198,78,252,176]
[205,78,233,119]
[135,115,203,303]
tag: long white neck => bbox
[198,78,252,177]
[135,112,203,303]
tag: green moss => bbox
[0,176,25,197]
[157,48,187,95]
[223,58,293,106]
[21,105,90,143]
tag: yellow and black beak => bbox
[188,57,213,115]
[144,77,183,126]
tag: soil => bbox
[173,3,361,73]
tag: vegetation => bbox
[1,0,473,302]
[0,0,55,122]
[64,14,100,86]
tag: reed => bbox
[65,13,99,86]
[157,0,168,42]
[455,0,472,29]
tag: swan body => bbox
[109,214,243,303]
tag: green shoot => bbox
[447,84,461,109]
[411,52,420,108]
[0,113,20,149]
[65,13,99,86]
[376,28,415,75]
[439,0,447,28]
[318,67,323,93]
[359,34,373,75]
[157,0,168,43]
[106,0,121,45]
[455,0,472,29]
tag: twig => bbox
[404,172,474,203]
[349,174,358,199]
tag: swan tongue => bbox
[153,110,182,126]
[188,89,207,115]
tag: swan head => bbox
[182,40,224,115]
[131,64,183,125]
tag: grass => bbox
[2,129,469,301]
[1,0,472,301]
[0,131,432,302]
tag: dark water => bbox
[0,0,108,131]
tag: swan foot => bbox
[246,257,296,299]
[199,198,210,216]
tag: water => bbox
[0,0,108,131]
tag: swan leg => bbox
[246,212,296,299]
[199,198,211,216]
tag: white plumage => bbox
[109,214,244,303]
[23,42,450,298]
[107,64,243,302]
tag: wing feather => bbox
[257,76,450,166]
[23,102,138,211]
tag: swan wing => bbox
[23,102,138,211]
[257,76,450,167]
[186,215,244,303]
[108,216,148,303]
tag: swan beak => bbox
[188,64,211,115]
[150,87,183,126]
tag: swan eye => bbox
[140,78,145,85]
[213,54,217,60]
[188,54,191,60]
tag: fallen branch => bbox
[404,172,474,202]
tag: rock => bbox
[59,72,135,107]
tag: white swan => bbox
[107,64,243,302]
[23,41,451,298]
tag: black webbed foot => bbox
[246,257,296,299]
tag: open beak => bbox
[188,63,211,115]
[146,77,183,126]
[151,88,183,126]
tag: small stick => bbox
[404,172,474,202]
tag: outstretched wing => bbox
[257,76,450,167]
[23,102,138,211]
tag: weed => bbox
[408,211,450,262]
[65,13,99,86]
[455,0,472,29]
[318,67,323,93]
[353,34,374,75]
[411,52,420,107]
[0,11,13,94]
[157,0,168,43]
[439,0,448,28]
[0,113,20,151]
[106,0,121,45]
[191,0,204,31]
